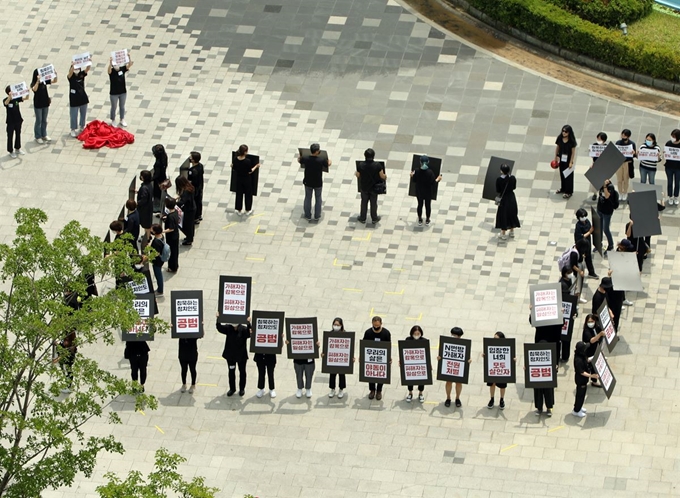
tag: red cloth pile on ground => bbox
[78,120,135,149]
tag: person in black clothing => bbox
[31,67,56,143]
[231,144,260,215]
[216,312,251,396]
[151,144,168,213]
[587,132,607,201]
[494,163,520,240]
[483,331,516,410]
[362,316,391,400]
[621,226,643,272]
[582,314,604,388]
[569,239,591,305]
[356,148,386,224]
[437,327,471,408]
[592,276,612,315]
[571,341,598,418]
[162,198,180,272]
[55,331,77,394]
[149,224,165,295]
[665,129,680,205]
[255,352,277,399]
[107,53,133,127]
[137,170,154,242]
[124,199,140,248]
[530,340,556,417]
[559,266,574,296]
[574,208,597,278]
[325,317,349,399]
[124,340,150,392]
[175,177,195,245]
[554,124,577,199]
[604,276,625,332]
[4,86,28,158]
[410,155,441,226]
[187,151,205,223]
[67,62,90,137]
[530,307,562,362]
[178,336,198,393]
[299,143,331,221]
[615,129,636,202]
[403,325,427,403]
[110,220,138,255]
[597,179,619,253]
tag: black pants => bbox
[559,162,573,194]
[574,384,587,412]
[153,182,162,212]
[359,192,378,221]
[534,388,554,410]
[583,244,596,275]
[195,191,203,220]
[129,354,148,385]
[329,373,346,390]
[416,196,431,220]
[181,210,195,243]
[235,178,253,211]
[407,385,424,392]
[256,361,275,390]
[6,122,21,153]
[167,235,179,271]
[60,355,75,387]
[180,359,197,385]
[228,359,247,391]
[368,382,383,392]
[560,336,571,361]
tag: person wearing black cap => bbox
[592,276,614,317]
[437,327,471,408]
[495,163,520,240]
[410,155,441,226]
[356,148,386,224]
[574,208,598,278]
[298,143,331,221]
[571,341,598,417]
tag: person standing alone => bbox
[4,86,28,158]
[107,53,133,127]
[356,148,386,224]
[298,143,331,221]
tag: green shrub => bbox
[461,0,680,81]
[546,0,653,28]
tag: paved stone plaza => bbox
[2,0,680,496]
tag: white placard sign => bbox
[589,144,606,158]
[327,336,352,367]
[72,52,92,69]
[10,82,29,99]
[289,322,315,355]
[222,282,247,315]
[38,64,56,83]
[637,148,659,161]
[175,298,200,333]
[664,146,680,161]
[616,145,634,158]
[111,49,130,66]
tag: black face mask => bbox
[373,326,381,331]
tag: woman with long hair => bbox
[175,176,196,246]
[555,124,577,199]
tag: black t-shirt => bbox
[597,186,618,215]
[615,138,636,165]
[109,65,128,95]
[555,138,575,165]
[232,157,252,178]
[573,355,589,385]
[164,210,180,240]
[301,156,326,188]
[68,72,89,107]
[31,70,52,109]
[582,326,601,358]
[413,168,436,197]
[362,327,391,342]
[592,290,606,315]
[4,99,23,124]
[150,236,164,267]
[665,140,680,169]
[187,163,204,193]
[358,160,383,192]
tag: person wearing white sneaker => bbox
[31,67,57,144]
[231,144,260,217]
[665,129,680,205]
[107,52,133,128]
[216,313,251,397]
[572,341,598,418]
[322,318,352,399]
[296,389,303,398]
[402,326,427,404]
[254,352,276,399]
[256,388,265,398]
[4,85,29,158]
[288,337,320,400]
[67,62,90,136]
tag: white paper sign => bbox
[616,145,634,158]
[38,64,56,83]
[534,288,559,321]
[637,148,659,162]
[527,349,553,382]
[72,52,92,69]
[487,345,512,377]
[290,323,315,355]
[327,337,351,367]
[10,82,29,99]
[664,146,680,161]
[403,347,428,381]
[589,144,606,158]
[111,49,129,66]
[254,318,280,349]
[128,279,150,295]
[599,305,616,346]
[365,347,388,380]
[594,353,613,391]
[222,282,247,314]
[174,298,199,333]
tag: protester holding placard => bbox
[571,341,598,418]
[325,317,349,399]
[30,67,56,144]
[356,148,386,224]
[178,336,198,393]
[664,129,680,205]
[638,133,662,185]
[362,316,391,400]
[582,314,604,388]
[573,208,598,279]
[588,132,607,201]
[107,52,133,127]
[124,340,150,392]
[149,225,166,296]
[187,151,205,223]
[285,332,321,398]
[615,129,636,202]
[162,198,181,272]
[231,144,260,215]
[400,326,427,403]
[410,155,441,226]
[437,327,471,408]
[554,125,577,199]
[597,179,619,254]
[482,331,515,410]
[494,163,520,240]
[299,142,331,221]
[137,170,154,242]
[526,341,556,417]
[254,352,277,399]
[151,144,168,213]
[3,85,28,158]
[67,62,90,137]
[55,331,77,394]
[216,313,251,397]
[175,177,196,246]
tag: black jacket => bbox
[178,338,198,362]
[137,181,154,228]
[217,320,251,363]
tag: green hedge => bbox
[546,0,653,28]
[463,0,680,81]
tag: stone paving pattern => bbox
[2,0,680,496]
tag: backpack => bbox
[558,247,578,271]
[160,241,171,262]
[610,189,620,209]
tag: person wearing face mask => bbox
[664,129,680,205]
[639,133,662,185]
[107,52,133,127]
[614,129,636,202]
[582,314,604,388]
[402,325,427,403]
[588,132,607,201]
[482,331,516,410]
[67,61,90,138]
[567,239,590,305]
[362,316,391,400]
[410,155,442,226]
[325,317,350,398]
[597,179,619,254]
[137,170,154,243]
[574,208,598,278]
[555,124,577,199]
[30,67,57,144]
[437,327,471,408]
[495,163,520,240]
[571,341,598,418]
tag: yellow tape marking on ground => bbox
[343,288,363,293]
[137,410,145,416]
[369,307,388,319]
[155,425,165,434]
[333,258,351,268]
[246,257,265,262]
[197,383,218,387]
[352,232,372,241]
[222,223,237,230]
[548,425,565,433]
[384,289,404,295]
[424,401,438,405]
[500,444,518,453]
[254,225,273,236]
[206,356,223,360]
[406,312,423,321]
[251,213,265,219]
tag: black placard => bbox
[249,310,284,354]
[398,339,433,386]
[524,342,558,389]
[359,340,391,384]
[171,290,204,339]
[355,160,386,193]
[592,343,617,399]
[436,336,471,384]
[585,142,625,189]
[483,337,516,384]
[128,176,136,202]
[561,294,578,342]
[230,152,260,196]
[596,300,618,353]
[178,157,190,179]
[298,148,329,172]
[408,154,442,200]
[628,190,662,238]
[218,275,251,323]
[482,156,515,201]
[590,208,603,256]
[285,317,319,360]
[122,292,155,341]
[321,331,355,375]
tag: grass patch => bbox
[626,6,680,53]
